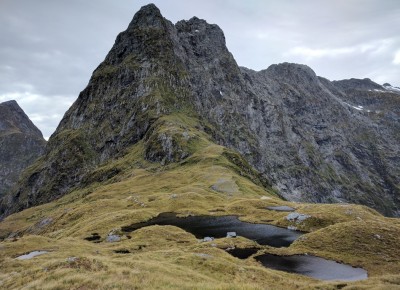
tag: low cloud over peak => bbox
[1,0,399,137]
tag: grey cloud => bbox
[1,0,399,138]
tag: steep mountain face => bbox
[235,69,400,215]
[0,100,46,197]
[1,4,399,218]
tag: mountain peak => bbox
[0,100,46,197]
[176,17,227,55]
[0,100,43,137]
[332,78,383,91]
[2,4,400,220]
[264,62,319,85]
[139,3,160,12]
[176,16,224,36]
[1,100,23,115]
[266,62,317,77]
[1,99,18,106]
[127,3,164,30]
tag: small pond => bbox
[15,251,49,260]
[226,247,260,259]
[121,212,368,281]
[122,212,302,247]
[255,254,368,281]
[266,206,295,212]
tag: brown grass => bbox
[1,121,400,289]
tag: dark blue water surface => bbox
[122,212,302,247]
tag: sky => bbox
[1,0,399,139]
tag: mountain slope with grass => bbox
[0,4,400,289]
[1,4,399,218]
[0,100,46,197]
[1,118,400,289]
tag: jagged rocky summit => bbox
[1,3,399,218]
[0,100,46,197]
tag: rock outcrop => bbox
[0,100,46,197]
[1,4,399,217]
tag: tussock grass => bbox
[1,114,400,289]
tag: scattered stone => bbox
[106,235,121,243]
[127,196,146,207]
[226,232,237,238]
[66,257,78,263]
[182,131,190,140]
[202,237,214,242]
[286,212,311,223]
[287,226,298,231]
[374,234,381,240]
[170,194,178,199]
[210,243,217,247]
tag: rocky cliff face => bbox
[237,69,400,215]
[0,100,46,197]
[1,4,399,217]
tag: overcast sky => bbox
[1,0,399,139]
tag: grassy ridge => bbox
[1,113,400,289]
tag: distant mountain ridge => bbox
[1,4,399,218]
[0,100,46,197]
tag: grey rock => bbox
[106,235,121,243]
[373,234,381,240]
[286,212,311,223]
[202,237,214,242]
[332,78,383,91]
[66,256,78,262]
[0,100,46,197]
[226,232,237,238]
